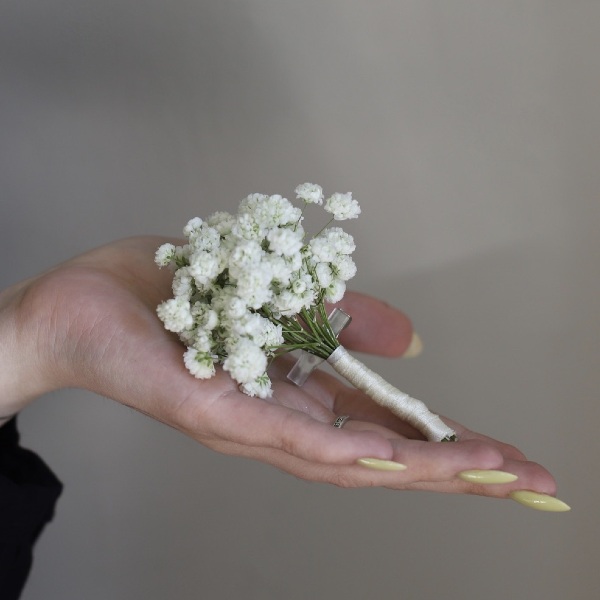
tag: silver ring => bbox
[333,415,351,429]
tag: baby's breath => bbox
[295,182,324,205]
[324,192,361,220]
[155,183,360,398]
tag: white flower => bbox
[324,279,346,304]
[228,313,283,350]
[172,267,194,298]
[291,272,314,296]
[241,194,302,229]
[219,293,249,321]
[178,329,197,347]
[156,297,194,333]
[155,243,176,267]
[189,250,223,286]
[315,262,333,288]
[331,255,357,281]
[292,278,307,295]
[307,229,355,263]
[189,225,221,253]
[223,338,268,384]
[231,212,265,241]
[229,240,264,276]
[191,330,213,353]
[264,254,294,286]
[272,285,316,315]
[295,182,323,205]
[174,245,192,267]
[235,267,274,309]
[156,182,361,398]
[263,195,302,227]
[283,251,303,273]
[267,227,304,257]
[307,236,337,263]
[183,347,216,379]
[241,374,272,398]
[183,217,204,238]
[272,290,308,316]
[230,312,267,339]
[207,211,236,236]
[259,321,284,350]
[238,193,269,214]
[324,192,361,220]
[191,302,219,330]
[323,227,356,255]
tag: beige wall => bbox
[3,2,598,598]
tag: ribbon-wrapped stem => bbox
[327,346,457,442]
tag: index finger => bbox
[332,292,414,357]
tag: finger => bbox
[182,383,395,467]
[339,418,405,440]
[327,413,556,497]
[332,292,414,357]
[195,418,558,499]
[206,436,551,499]
[386,438,557,497]
[397,456,558,498]
[448,422,528,461]
[387,438,507,482]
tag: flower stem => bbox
[327,346,457,442]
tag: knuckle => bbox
[329,470,361,489]
[463,439,504,466]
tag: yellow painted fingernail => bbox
[509,490,571,512]
[356,458,407,471]
[458,469,518,484]
[402,332,423,358]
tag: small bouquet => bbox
[155,184,456,442]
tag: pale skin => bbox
[0,236,567,508]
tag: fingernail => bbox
[458,469,518,484]
[356,458,407,471]
[509,490,571,512]
[402,332,423,358]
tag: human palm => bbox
[17,236,558,500]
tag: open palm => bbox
[16,236,559,502]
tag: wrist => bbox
[0,277,61,414]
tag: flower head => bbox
[184,348,216,379]
[241,374,272,398]
[155,243,176,267]
[156,297,194,333]
[295,182,323,205]
[223,338,268,384]
[267,227,304,257]
[324,192,361,220]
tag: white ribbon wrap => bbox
[327,346,456,442]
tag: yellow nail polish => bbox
[458,469,518,484]
[509,490,571,512]
[356,458,407,471]
[402,332,423,358]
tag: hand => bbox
[0,236,566,509]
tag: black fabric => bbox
[0,417,62,599]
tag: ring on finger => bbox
[333,415,351,429]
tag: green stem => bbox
[262,299,340,360]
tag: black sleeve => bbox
[0,417,63,600]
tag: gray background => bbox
[2,2,599,598]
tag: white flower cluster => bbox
[155,184,360,398]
